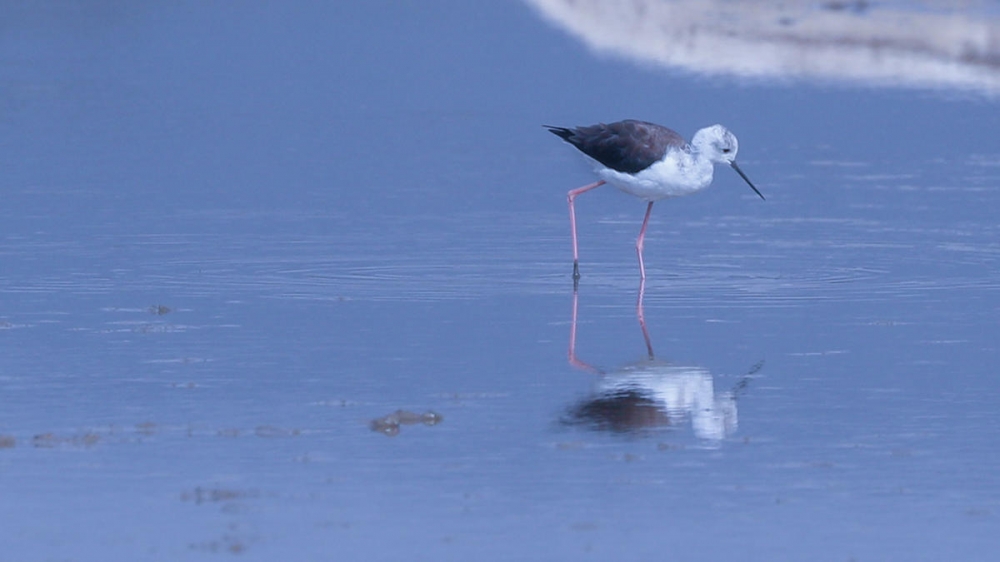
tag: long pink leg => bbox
[635,201,654,280]
[567,180,605,281]
[636,277,654,359]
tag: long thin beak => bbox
[731,161,765,201]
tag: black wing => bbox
[546,120,687,174]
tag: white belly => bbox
[597,153,715,202]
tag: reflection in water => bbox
[565,281,760,441]
[527,0,1000,95]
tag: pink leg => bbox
[636,277,654,359]
[635,201,654,280]
[567,180,605,281]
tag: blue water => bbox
[2,2,999,560]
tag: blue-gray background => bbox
[1,2,998,560]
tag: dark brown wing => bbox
[546,120,687,174]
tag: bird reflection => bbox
[564,280,760,440]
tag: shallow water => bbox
[2,2,999,560]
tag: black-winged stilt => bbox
[546,120,765,281]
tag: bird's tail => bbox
[543,125,575,142]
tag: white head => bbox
[691,124,738,164]
[692,124,765,200]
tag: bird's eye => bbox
[722,148,731,153]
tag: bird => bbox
[546,119,765,281]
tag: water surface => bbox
[1,2,999,560]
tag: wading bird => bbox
[546,120,765,281]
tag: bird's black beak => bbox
[731,162,765,201]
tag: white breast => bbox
[597,150,715,202]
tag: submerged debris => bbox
[370,410,443,437]
[254,425,301,438]
[31,432,100,448]
[181,486,259,504]
[148,304,172,315]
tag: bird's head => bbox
[693,124,765,200]
[692,124,739,164]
